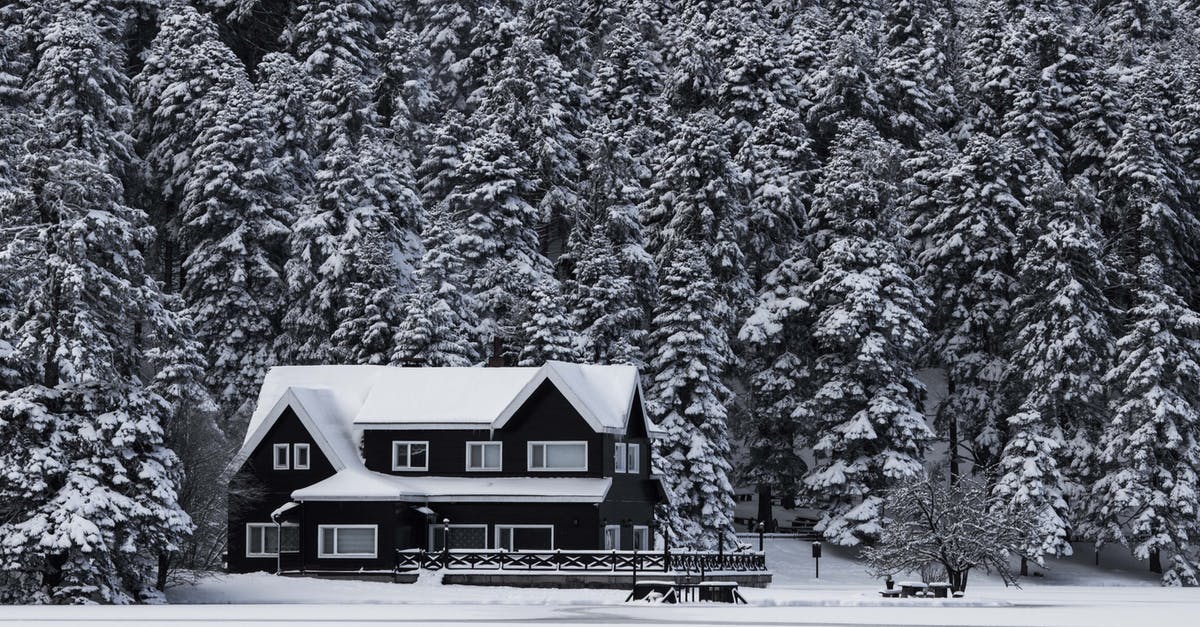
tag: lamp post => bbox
[812,541,822,579]
[757,521,765,552]
[442,518,450,550]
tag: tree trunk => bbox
[944,378,960,482]
[156,551,171,591]
[1150,549,1162,574]
[1020,556,1028,577]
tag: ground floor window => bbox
[318,525,377,558]
[496,525,554,551]
[245,523,298,557]
[603,525,620,550]
[632,526,650,551]
[430,524,488,551]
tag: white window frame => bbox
[614,442,627,473]
[428,523,489,551]
[293,443,310,470]
[272,443,290,470]
[603,524,621,550]
[465,441,503,472]
[317,524,378,559]
[495,524,555,551]
[245,522,297,557]
[626,442,641,474]
[392,440,430,471]
[632,525,650,551]
[527,441,588,472]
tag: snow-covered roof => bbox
[291,469,613,503]
[230,362,657,475]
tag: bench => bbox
[879,588,902,598]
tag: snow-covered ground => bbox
[5,538,1196,626]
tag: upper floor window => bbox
[466,441,502,471]
[392,441,429,471]
[273,443,290,469]
[294,443,310,470]
[528,441,588,472]
[614,442,640,474]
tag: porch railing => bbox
[393,548,767,573]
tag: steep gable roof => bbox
[231,362,658,473]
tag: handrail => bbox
[392,548,767,573]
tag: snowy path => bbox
[4,539,1195,626]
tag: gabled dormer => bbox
[227,388,355,491]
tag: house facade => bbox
[226,362,667,573]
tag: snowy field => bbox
[3,538,1197,626]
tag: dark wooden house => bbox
[226,362,667,574]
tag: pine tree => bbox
[1088,253,1200,585]
[918,136,1028,475]
[806,34,885,151]
[377,25,441,162]
[0,8,189,603]
[517,278,581,366]
[738,253,817,508]
[736,104,816,288]
[647,242,737,550]
[716,19,801,150]
[255,52,316,202]
[444,127,553,347]
[132,3,249,292]
[798,121,932,545]
[589,17,667,188]
[878,0,955,145]
[645,111,749,321]
[567,125,656,365]
[288,0,383,152]
[470,32,586,254]
[393,210,481,367]
[995,174,1114,564]
[179,81,290,422]
[280,138,422,365]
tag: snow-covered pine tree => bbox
[517,278,581,366]
[566,124,656,365]
[716,18,801,151]
[255,52,316,203]
[377,25,441,163]
[279,138,422,366]
[645,111,749,323]
[470,31,585,257]
[918,136,1028,476]
[178,79,290,424]
[958,0,1022,137]
[1101,70,1198,307]
[288,0,383,152]
[1087,251,1200,585]
[133,3,254,292]
[0,7,189,603]
[878,0,955,146]
[798,120,933,545]
[806,33,885,152]
[735,104,816,288]
[416,110,472,209]
[393,209,481,367]
[994,173,1114,565]
[647,241,737,550]
[443,126,554,351]
[737,252,816,513]
[588,17,667,188]
[661,13,721,115]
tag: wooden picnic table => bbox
[897,581,927,598]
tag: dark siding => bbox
[362,380,604,477]
[418,502,602,550]
[227,407,336,573]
